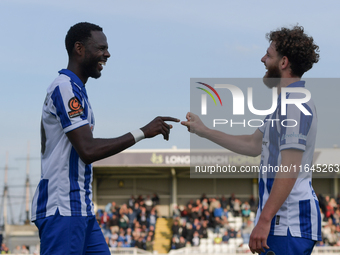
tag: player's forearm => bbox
[84,133,136,164]
[67,125,136,164]
[202,128,261,157]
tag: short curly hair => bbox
[266,26,319,77]
[65,22,103,56]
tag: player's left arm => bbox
[249,148,302,254]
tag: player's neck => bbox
[67,62,88,85]
[277,76,300,95]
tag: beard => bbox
[82,59,101,79]
[263,62,281,88]
[81,51,102,80]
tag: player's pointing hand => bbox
[181,112,208,137]
[141,116,180,141]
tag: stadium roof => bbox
[93,148,340,168]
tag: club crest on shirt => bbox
[68,97,84,118]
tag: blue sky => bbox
[0,0,339,223]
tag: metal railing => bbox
[168,245,340,255]
[5,246,340,255]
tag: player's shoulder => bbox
[47,74,73,94]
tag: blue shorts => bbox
[34,209,110,255]
[260,229,316,255]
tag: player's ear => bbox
[280,56,289,70]
[74,42,85,56]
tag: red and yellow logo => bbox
[68,97,84,118]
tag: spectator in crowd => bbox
[228,227,238,239]
[209,198,221,213]
[213,204,223,219]
[201,198,209,208]
[119,212,129,230]
[228,193,236,212]
[145,236,154,252]
[200,193,208,202]
[128,196,135,208]
[327,227,338,246]
[105,202,112,214]
[333,209,340,226]
[136,195,144,205]
[184,223,194,243]
[147,230,155,242]
[213,234,222,244]
[12,245,22,254]
[139,206,148,226]
[145,195,153,212]
[222,230,230,243]
[199,221,208,239]
[172,220,180,238]
[220,195,228,209]
[202,209,211,222]
[96,210,102,225]
[325,196,335,220]
[134,236,145,249]
[221,208,229,225]
[149,208,157,227]
[171,236,178,250]
[109,213,120,234]
[125,228,132,245]
[241,201,251,222]
[241,219,254,245]
[212,216,223,234]
[233,198,241,217]
[176,237,186,249]
[330,197,338,211]
[152,193,160,206]
[32,244,40,255]
[173,204,181,218]
[117,231,126,243]
[101,211,111,237]
[133,202,141,218]
[0,243,9,254]
[109,232,118,247]
[192,231,200,246]
[127,207,136,229]
[192,218,200,230]
[248,195,257,212]
[20,245,29,254]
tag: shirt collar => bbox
[58,69,85,89]
[286,80,305,88]
[278,80,305,103]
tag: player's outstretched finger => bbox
[249,240,255,254]
[262,239,269,250]
[256,239,265,254]
[181,121,190,127]
[159,116,180,123]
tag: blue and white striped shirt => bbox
[31,69,95,221]
[255,81,321,241]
